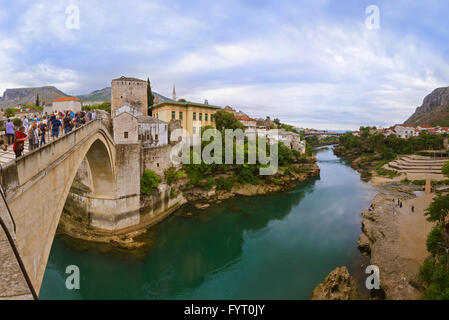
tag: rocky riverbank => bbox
[312,147,433,300]
[183,161,320,207]
[58,160,320,249]
[310,267,361,300]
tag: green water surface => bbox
[39,146,376,299]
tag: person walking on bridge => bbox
[39,117,48,146]
[63,113,73,134]
[5,119,15,145]
[51,116,62,141]
[23,116,29,132]
[13,126,27,158]
[28,122,39,151]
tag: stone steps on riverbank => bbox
[385,155,446,177]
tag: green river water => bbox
[39,146,376,299]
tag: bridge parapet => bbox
[2,119,114,199]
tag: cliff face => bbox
[405,87,449,126]
[0,86,68,108]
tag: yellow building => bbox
[150,101,221,137]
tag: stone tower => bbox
[111,76,148,117]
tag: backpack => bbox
[39,122,47,134]
[64,117,71,128]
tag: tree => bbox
[35,94,40,107]
[273,118,281,127]
[147,77,154,109]
[5,108,16,118]
[442,161,449,178]
[425,194,449,225]
[214,110,245,131]
[140,170,160,195]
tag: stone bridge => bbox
[0,119,140,298]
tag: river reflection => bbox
[40,146,376,300]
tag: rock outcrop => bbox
[405,86,449,126]
[310,267,360,300]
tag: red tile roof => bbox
[236,116,256,121]
[53,97,80,102]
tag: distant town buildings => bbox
[235,115,257,131]
[352,124,449,138]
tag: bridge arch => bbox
[1,120,120,294]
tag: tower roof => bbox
[112,76,146,83]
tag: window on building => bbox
[211,114,214,122]
[155,134,159,140]
[193,127,196,134]
[124,132,128,139]
[205,113,208,121]
[179,111,183,120]
[172,111,176,120]
[199,113,202,121]
[193,112,196,121]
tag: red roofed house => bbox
[52,96,82,113]
[236,115,256,131]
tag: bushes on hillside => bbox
[215,177,234,191]
[140,169,160,195]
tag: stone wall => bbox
[140,144,177,177]
[111,78,147,116]
[113,112,138,144]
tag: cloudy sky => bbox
[1,0,449,129]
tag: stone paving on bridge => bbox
[0,132,59,165]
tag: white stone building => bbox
[52,97,82,113]
[393,125,418,139]
[112,105,168,147]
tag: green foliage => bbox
[425,194,449,224]
[178,98,187,102]
[442,161,449,178]
[419,193,449,300]
[35,94,40,107]
[278,142,294,166]
[339,130,445,161]
[5,108,16,118]
[215,176,234,191]
[214,110,245,131]
[165,167,185,185]
[420,257,449,300]
[147,78,154,108]
[140,170,160,195]
[375,160,400,178]
[12,118,22,127]
[203,177,214,190]
[82,102,111,113]
[427,225,447,256]
[306,135,339,147]
[234,165,261,185]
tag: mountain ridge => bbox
[0,86,173,109]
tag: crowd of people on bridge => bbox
[3,109,97,158]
